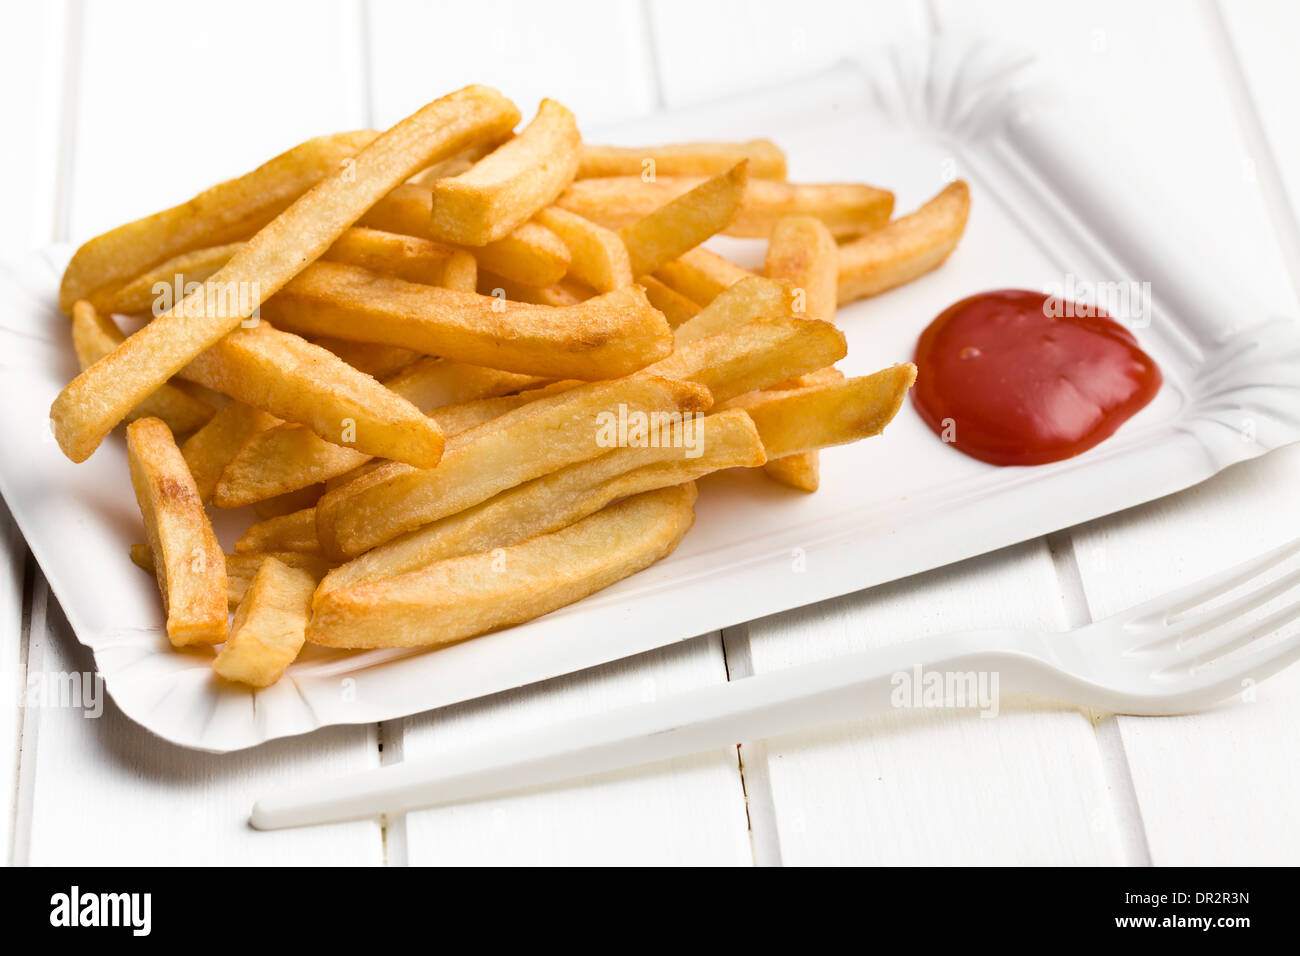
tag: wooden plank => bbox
[365,0,659,130]
[400,636,752,866]
[17,0,384,866]
[646,0,928,108]
[933,0,1300,864]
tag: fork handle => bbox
[252,631,1044,830]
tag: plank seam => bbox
[1202,0,1300,306]
[52,0,84,245]
[721,624,782,867]
[637,0,667,112]
[1046,530,1154,866]
[9,572,46,867]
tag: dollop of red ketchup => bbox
[912,289,1162,466]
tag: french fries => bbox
[180,401,279,503]
[308,485,697,649]
[763,214,839,490]
[51,85,520,462]
[559,176,893,238]
[98,243,243,315]
[213,360,544,507]
[261,261,672,379]
[725,365,919,457]
[59,130,378,313]
[63,85,952,680]
[535,206,632,291]
[362,183,571,287]
[70,301,214,437]
[130,544,331,609]
[429,99,581,245]
[315,375,712,558]
[180,322,445,468]
[673,276,795,345]
[838,180,971,304]
[637,276,700,327]
[319,409,763,592]
[213,557,318,687]
[100,225,472,316]
[125,418,227,646]
[619,162,748,277]
[645,314,847,403]
[578,139,787,179]
[654,248,754,305]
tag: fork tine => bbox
[1123,537,1300,629]
[1136,565,1300,652]
[1159,596,1300,674]
[1187,629,1300,697]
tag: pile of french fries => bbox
[53,85,970,688]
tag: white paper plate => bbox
[3,38,1299,751]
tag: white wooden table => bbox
[3,0,1298,866]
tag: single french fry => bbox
[213,359,550,507]
[637,276,700,327]
[99,243,243,315]
[70,301,214,436]
[315,375,712,558]
[213,557,317,687]
[236,509,321,555]
[51,85,520,463]
[180,321,445,468]
[429,99,581,245]
[320,409,763,592]
[838,180,970,304]
[125,417,227,646]
[725,365,918,458]
[478,271,588,306]
[644,315,846,404]
[261,261,671,379]
[653,247,754,305]
[673,276,795,345]
[308,485,697,649]
[578,139,787,179]
[559,176,893,238]
[620,162,748,277]
[440,250,479,291]
[251,484,324,519]
[766,215,838,322]
[59,130,378,314]
[180,401,279,503]
[764,214,839,489]
[321,226,461,285]
[311,338,419,379]
[362,183,570,287]
[535,206,632,291]
[761,454,820,492]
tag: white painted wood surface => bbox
[1,0,1297,865]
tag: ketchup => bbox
[912,289,1161,466]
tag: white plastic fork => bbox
[251,538,1300,830]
